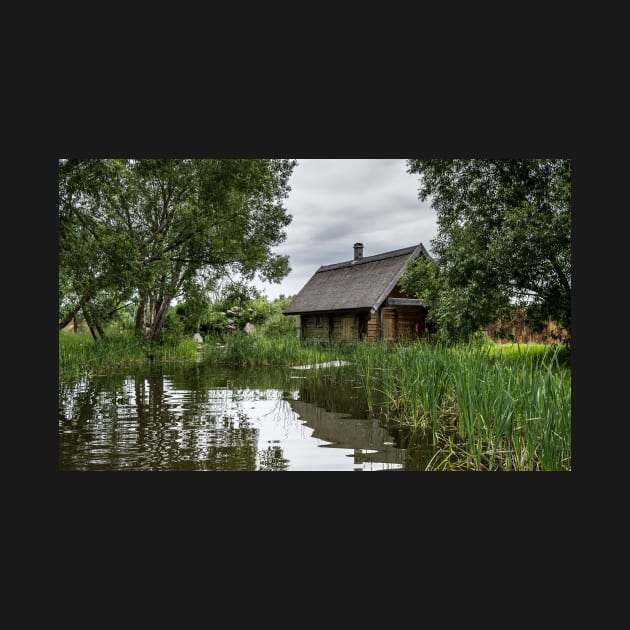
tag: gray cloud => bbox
[254,159,438,300]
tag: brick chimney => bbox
[353,242,364,260]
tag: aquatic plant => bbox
[59,331,197,379]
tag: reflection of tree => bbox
[60,368,264,470]
[257,445,289,471]
[59,378,100,470]
[128,372,263,470]
[59,374,131,469]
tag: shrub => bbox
[258,312,298,337]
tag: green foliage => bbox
[258,311,298,337]
[404,159,571,344]
[201,310,230,336]
[469,330,494,346]
[59,159,297,342]
[251,294,296,337]
[203,332,340,367]
[188,290,296,338]
[215,282,262,309]
[104,305,135,334]
[158,309,187,344]
[173,275,214,334]
[58,159,136,339]
[399,256,442,308]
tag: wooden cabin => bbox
[282,242,431,343]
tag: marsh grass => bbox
[348,342,455,437]
[201,333,348,368]
[59,331,197,380]
[353,342,571,471]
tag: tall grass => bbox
[348,342,454,440]
[352,342,571,471]
[59,331,197,380]
[201,332,349,367]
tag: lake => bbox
[59,363,436,471]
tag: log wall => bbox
[301,307,427,343]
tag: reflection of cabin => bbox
[283,242,431,342]
[287,399,403,467]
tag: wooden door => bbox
[383,310,396,340]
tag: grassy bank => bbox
[201,333,346,367]
[59,331,198,380]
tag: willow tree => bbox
[59,159,296,341]
[401,159,571,342]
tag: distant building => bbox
[283,242,431,342]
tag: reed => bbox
[346,341,570,471]
[348,342,454,434]
[201,333,346,367]
[425,344,570,471]
[59,331,198,379]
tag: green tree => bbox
[59,159,297,342]
[401,159,571,343]
[59,159,133,339]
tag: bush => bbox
[258,312,298,337]
[158,309,186,344]
[470,330,495,346]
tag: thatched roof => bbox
[283,243,430,315]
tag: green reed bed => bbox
[348,342,454,440]
[349,342,570,471]
[448,345,570,470]
[59,332,198,380]
[201,333,347,367]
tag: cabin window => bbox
[315,315,321,326]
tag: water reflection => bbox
[59,365,435,471]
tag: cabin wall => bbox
[393,305,427,339]
[330,314,357,342]
[300,311,366,343]
[296,283,428,343]
[367,313,379,342]
[366,305,427,342]
[300,314,330,342]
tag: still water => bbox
[59,364,435,471]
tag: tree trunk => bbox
[83,306,100,342]
[59,307,78,330]
[147,295,172,341]
[135,291,148,336]
[145,266,185,341]
[59,291,92,330]
[150,296,158,331]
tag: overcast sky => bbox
[253,159,438,301]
